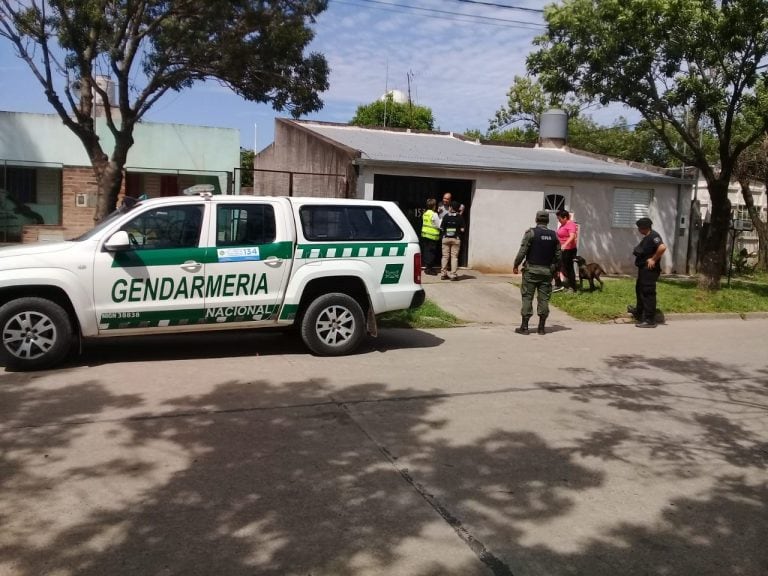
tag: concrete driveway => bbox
[1,276,766,576]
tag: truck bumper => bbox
[410,289,426,309]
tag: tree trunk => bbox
[697,179,731,290]
[740,181,768,271]
[90,131,133,222]
[757,226,768,271]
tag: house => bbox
[0,110,240,243]
[692,178,766,261]
[252,117,691,274]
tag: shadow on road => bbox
[0,355,766,575]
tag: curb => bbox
[605,311,768,324]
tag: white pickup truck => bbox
[0,194,425,370]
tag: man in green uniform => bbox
[512,210,562,335]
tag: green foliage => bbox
[463,126,538,145]
[240,149,255,187]
[351,96,434,130]
[489,74,584,134]
[482,73,720,163]
[731,248,757,276]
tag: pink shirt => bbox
[557,220,578,250]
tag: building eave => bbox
[352,158,687,185]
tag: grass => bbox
[377,273,768,329]
[377,298,463,329]
[551,276,768,321]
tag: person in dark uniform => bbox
[420,198,440,275]
[439,201,465,280]
[629,217,667,328]
[513,210,562,335]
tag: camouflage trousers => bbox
[520,267,553,318]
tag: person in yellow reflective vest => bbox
[420,198,441,275]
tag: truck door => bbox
[93,203,208,332]
[204,201,291,325]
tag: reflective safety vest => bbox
[421,210,440,240]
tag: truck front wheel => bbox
[300,293,365,356]
[0,297,73,371]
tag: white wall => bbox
[358,164,686,274]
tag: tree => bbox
[351,95,434,130]
[732,136,768,271]
[240,148,255,188]
[528,0,768,290]
[0,0,329,221]
[490,74,582,132]
[485,75,682,161]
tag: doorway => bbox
[373,174,473,266]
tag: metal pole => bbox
[727,227,737,287]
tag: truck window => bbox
[300,205,403,241]
[217,204,276,246]
[120,205,203,249]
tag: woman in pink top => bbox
[554,209,578,292]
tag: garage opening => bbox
[373,175,473,267]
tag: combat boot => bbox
[537,316,547,335]
[515,316,530,335]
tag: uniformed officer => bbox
[629,217,667,328]
[512,210,562,335]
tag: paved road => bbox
[1,279,767,576]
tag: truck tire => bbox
[0,297,73,371]
[300,293,365,356]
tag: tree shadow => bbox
[1,352,766,575]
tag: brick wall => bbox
[62,166,100,237]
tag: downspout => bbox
[686,168,700,274]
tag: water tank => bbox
[539,109,568,147]
[380,89,408,104]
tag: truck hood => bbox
[0,241,78,259]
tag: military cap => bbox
[535,210,550,223]
[635,217,653,229]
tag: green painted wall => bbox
[0,111,239,176]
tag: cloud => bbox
[310,0,545,132]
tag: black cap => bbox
[636,217,653,229]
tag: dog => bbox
[574,256,606,291]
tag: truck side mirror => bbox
[104,230,133,252]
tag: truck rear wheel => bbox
[300,293,365,356]
[0,297,73,371]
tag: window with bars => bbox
[732,205,750,221]
[612,188,652,228]
[544,194,566,212]
[0,166,37,203]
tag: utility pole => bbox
[407,70,414,129]
[383,60,389,128]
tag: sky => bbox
[0,0,632,151]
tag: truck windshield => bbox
[71,202,140,241]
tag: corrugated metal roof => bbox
[293,121,681,184]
